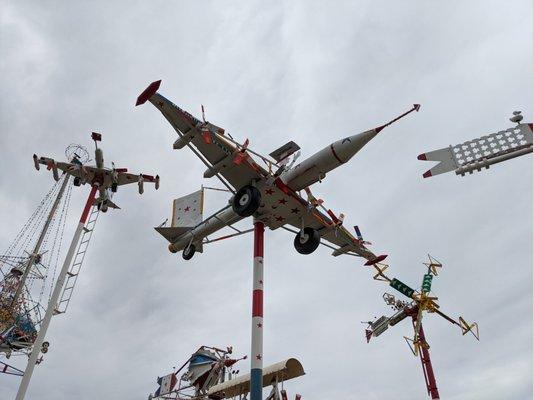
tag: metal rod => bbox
[250,221,264,400]
[412,316,440,400]
[11,174,70,308]
[184,140,235,194]
[214,131,280,169]
[203,228,254,244]
[16,185,98,400]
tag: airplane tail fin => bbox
[155,227,193,243]
[417,147,458,178]
[93,197,120,210]
[154,189,205,251]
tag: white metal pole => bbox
[16,185,98,400]
[250,220,264,400]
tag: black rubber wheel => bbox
[294,227,320,255]
[111,182,118,193]
[73,177,81,187]
[232,185,261,217]
[182,244,196,260]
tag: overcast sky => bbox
[1,1,532,399]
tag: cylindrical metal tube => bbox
[169,206,243,252]
[281,129,379,191]
[250,221,264,400]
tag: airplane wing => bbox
[253,179,377,260]
[115,171,159,186]
[35,156,87,180]
[136,81,267,190]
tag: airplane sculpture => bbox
[418,111,532,178]
[148,345,304,400]
[137,80,419,261]
[32,132,160,211]
[364,255,479,399]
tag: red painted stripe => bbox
[417,153,427,160]
[274,177,290,195]
[80,186,98,223]
[330,144,344,164]
[364,254,388,266]
[135,80,161,106]
[252,289,263,317]
[327,209,339,223]
[254,222,264,257]
[423,170,432,178]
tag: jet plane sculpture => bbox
[33,132,160,212]
[137,80,418,261]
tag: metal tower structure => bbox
[14,133,159,399]
[1,145,86,377]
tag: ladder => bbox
[54,204,100,315]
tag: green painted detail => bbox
[421,273,433,293]
[390,278,415,298]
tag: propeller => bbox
[459,317,480,340]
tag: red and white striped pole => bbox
[250,220,264,400]
[16,185,98,400]
[413,316,440,400]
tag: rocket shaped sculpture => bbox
[281,104,420,191]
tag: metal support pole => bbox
[11,175,70,308]
[250,220,264,400]
[413,316,440,400]
[16,185,98,400]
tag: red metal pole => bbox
[412,316,440,399]
[250,220,264,400]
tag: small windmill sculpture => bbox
[364,255,479,400]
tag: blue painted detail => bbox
[189,354,217,365]
[354,225,363,240]
[250,368,262,400]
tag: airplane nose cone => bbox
[333,129,379,162]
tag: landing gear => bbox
[41,341,49,354]
[294,227,320,255]
[232,185,261,217]
[73,177,81,187]
[111,182,118,193]
[98,201,108,213]
[182,244,196,260]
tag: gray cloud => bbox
[1,1,532,399]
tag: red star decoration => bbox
[184,206,190,212]
[291,208,300,214]
[275,216,284,222]
[265,188,275,195]
[257,322,263,328]
[256,354,262,360]
[278,198,287,205]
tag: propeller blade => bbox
[459,317,480,340]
